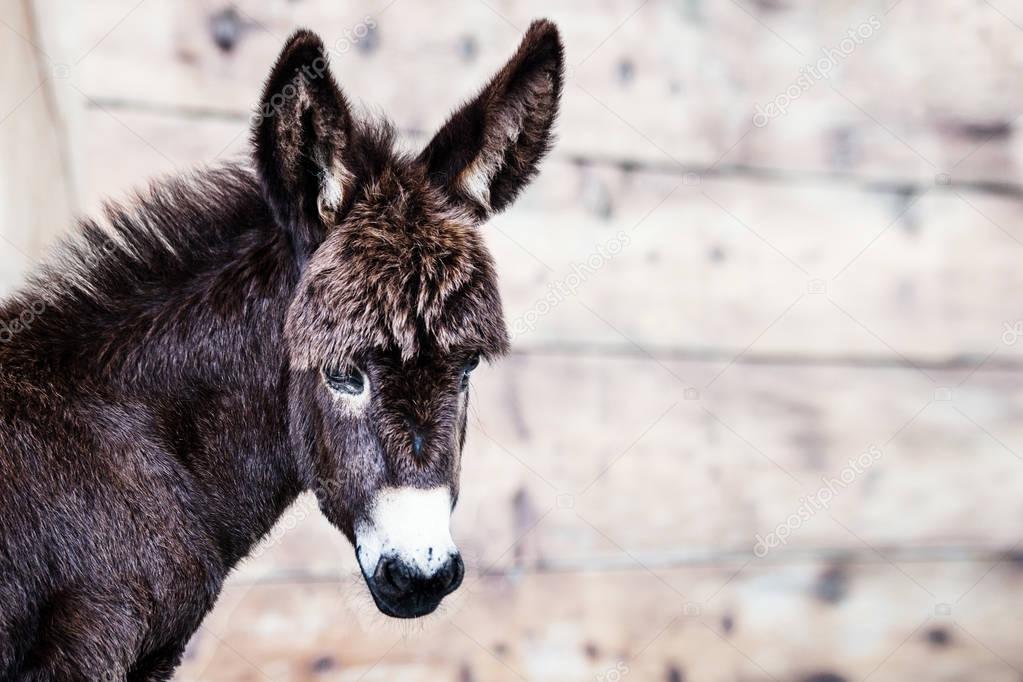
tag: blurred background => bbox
[4,0,1023,680]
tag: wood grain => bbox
[176,560,1023,681]
[12,5,1023,679]
[34,0,1023,186]
[223,354,1023,584]
[0,0,74,289]
[74,108,1023,363]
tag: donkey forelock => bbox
[285,125,510,370]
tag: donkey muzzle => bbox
[354,486,461,618]
[367,552,464,618]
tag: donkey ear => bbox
[418,19,564,221]
[252,30,354,260]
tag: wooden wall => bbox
[0,0,73,290]
[6,0,1023,680]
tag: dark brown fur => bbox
[0,20,562,680]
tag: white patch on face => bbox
[355,486,456,577]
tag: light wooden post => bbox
[0,0,74,293]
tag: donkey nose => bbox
[437,552,465,595]
[370,553,465,616]
[374,557,414,598]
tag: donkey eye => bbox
[324,366,366,396]
[459,354,481,391]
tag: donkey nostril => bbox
[442,554,465,594]
[385,559,411,591]
[376,557,412,595]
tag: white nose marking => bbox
[355,486,456,577]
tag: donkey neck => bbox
[0,164,307,566]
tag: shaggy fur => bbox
[0,19,562,681]
[285,127,509,369]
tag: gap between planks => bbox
[81,96,1023,201]
[508,344,1023,374]
[228,545,1023,587]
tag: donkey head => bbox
[252,21,563,618]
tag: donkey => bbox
[0,19,563,680]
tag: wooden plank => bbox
[72,107,250,216]
[35,0,1023,186]
[74,109,1023,363]
[175,561,1023,681]
[0,0,74,292]
[226,354,1023,583]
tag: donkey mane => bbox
[51,165,265,308]
[29,116,407,320]
[0,164,281,380]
